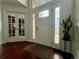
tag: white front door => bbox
[35,9,51,46]
[6,11,26,42]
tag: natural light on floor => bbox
[53,54,60,59]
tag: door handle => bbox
[36,27,39,30]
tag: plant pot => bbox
[61,40,71,53]
[64,40,71,53]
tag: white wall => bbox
[60,0,74,52]
[62,0,79,59]
[74,0,79,59]
[0,4,2,44]
[62,0,73,18]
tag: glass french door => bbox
[7,12,26,42]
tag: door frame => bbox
[6,11,26,41]
[2,4,28,43]
[33,1,62,49]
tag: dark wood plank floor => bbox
[0,41,41,59]
[0,41,74,59]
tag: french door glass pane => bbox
[8,15,15,37]
[19,18,25,36]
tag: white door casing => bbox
[6,12,26,42]
[32,2,62,49]
[2,4,27,43]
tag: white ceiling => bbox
[0,0,53,8]
[32,0,53,8]
[0,0,17,4]
[0,0,26,7]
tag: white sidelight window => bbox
[32,14,36,39]
[55,7,60,44]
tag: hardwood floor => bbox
[0,41,74,59]
[0,41,41,59]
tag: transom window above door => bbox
[39,10,49,18]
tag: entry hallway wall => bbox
[74,0,79,59]
[0,3,2,44]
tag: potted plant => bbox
[61,15,72,52]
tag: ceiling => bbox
[0,0,53,8]
[0,0,26,7]
[0,0,18,4]
[32,0,53,8]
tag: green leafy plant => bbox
[61,15,72,41]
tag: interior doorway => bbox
[6,11,26,42]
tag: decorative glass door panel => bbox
[18,16,25,36]
[8,15,16,38]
